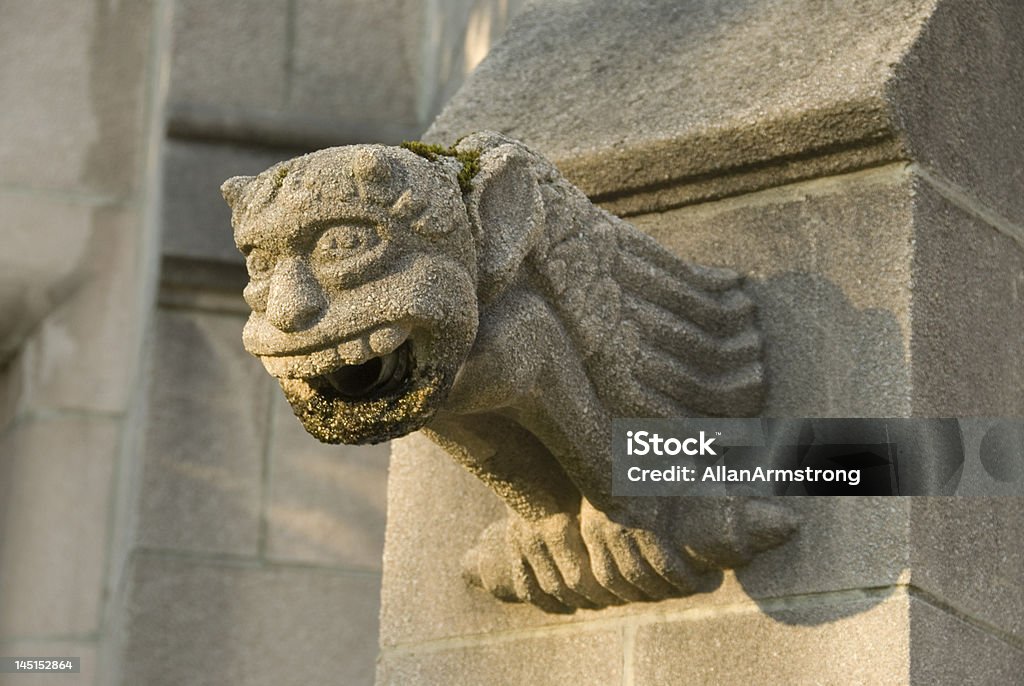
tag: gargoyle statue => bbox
[222,131,797,613]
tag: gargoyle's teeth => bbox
[314,339,414,400]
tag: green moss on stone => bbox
[401,140,481,194]
[272,165,289,190]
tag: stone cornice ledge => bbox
[426,0,1024,221]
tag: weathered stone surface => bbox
[0,640,97,686]
[266,392,389,569]
[120,555,380,686]
[0,416,116,638]
[909,180,1024,415]
[163,140,309,265]
[0,0,153,196]
[427,0,933,209]
[377,630,623,686]
[910,498,1024,644]
[633,592,910,684]
[136,309,269,555]
[429,0,1024,224]
[168,0,289,112]
[909,596,1024,685]
[290,0,423,128]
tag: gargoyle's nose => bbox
[265,258,326,333]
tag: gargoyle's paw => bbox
[581,507,714,602]
[509,557,574,614]
[463,515,623,611]
[507,513,621,609]
[632,529,721,597]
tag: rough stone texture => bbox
[380,434,909,647]
[910,499,1024,646]
[163,140,309,265]
[428,0,1024,227]
[909,180,1024,415]
[427,0,934,209]
[632,165,916,417]
[0,416,117,638]
[266,392,389,569]
[136,310,270,555]
[891,0,1024,227]
[168,0,289,112]
[633,592,910,685]
[120,555,380,686]
[0,0,153,196]
[0,640,97,686]
[377,630,623,686]
[909,596,1024,685]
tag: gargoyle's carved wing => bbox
[530,179,763,419]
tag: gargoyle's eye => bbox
[245,249,275,278]
[314,224,379,262]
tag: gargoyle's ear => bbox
[221,175,255,209]
[457,136,545,304]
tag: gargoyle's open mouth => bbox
[308,339,414,401]
[276,332,456,445]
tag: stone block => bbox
[910,498,1024,645]
[168,0,289,112]
[289,0,422,128]
[909,596,1024,685]
[266,393,389,570]
[380,434,909,648]
[162,139,305,264]
[909,180,1024,415]
[120,555,380,686]
[633,592,909,685]
[377,630,623,686]
[0,415,117,638]
[892,0,1024,227]
[631,165,916,417]
[426,0,930,204]
[0,0,153,196]
[23,206,144,414]
[136,309,269,556]
[0,639,97,686]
